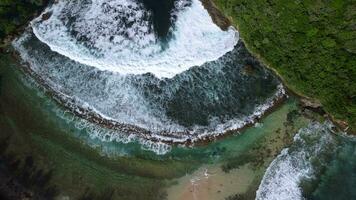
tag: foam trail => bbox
[13,28,282,146]
[31,0,238,78]
[12,0,282,148]
[11,65,161,155]
[256,122,338,200]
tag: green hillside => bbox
[214,0,356,132]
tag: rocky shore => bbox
[210,0,355,134]
[3,0,323,147]
[10,41,287,146]
[199,0,232,31]
[5,0,285,146]
[203,0,353,135]
[0,0,50,48]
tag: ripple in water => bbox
[31,0,238,78]
[13,0,283,145]
[256,122,339,200]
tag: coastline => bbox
[0,55,313,199]
[204,0,354,135]
[0,1,51,49]
[8,39,287,146]
[239,29,353,135]
[1,2,354,200]
[199,0,232,31]
[2,0,335,147]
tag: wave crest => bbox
[32,0,238,78]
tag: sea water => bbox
[12,0,283,143]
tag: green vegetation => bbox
[213,0,356,131]
[0,0,47,43]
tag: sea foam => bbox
[12,0,283,151]
[31,0,238,78]
[256,122,338,200]
[13,30,282,145]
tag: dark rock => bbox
[200,0,232,31]
[41,12,52,21]
[300,98,325,115]
[242,64,255,75]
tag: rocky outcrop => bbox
[299,98,325,115]
[200,0,231,31]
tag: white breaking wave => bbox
[15,69,172,155]
[31,0,238,78]
[13,27,282,148]
[255,122,338,200]
[13,31,283,145]
[13,32,177,132]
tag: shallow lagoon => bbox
[1,45,355,200]
[1,0,355,198]
[0,52,307,199]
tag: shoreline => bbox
[2,0,303,147]
[204,0,353,135]
[200,0,232,31]
[232,33,352,134]
[8,37,287,146]
[0,1,51,49]
[238,29,353,135]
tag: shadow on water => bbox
[301,136,356,200]
[0,136,58,200]
[130,42,280,127]
[139,0,176,38]
[139,0,191,40]
[0,75,2,96]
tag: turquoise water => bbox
[306,135,356,200]
[0,53,280,160]
[256,121,356,200]
[0,51,303,199]
[1,0,355,198]
[2,44,356,199]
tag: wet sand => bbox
[167,164,254,200]
[166,97,311,200]
[0,53,313,199]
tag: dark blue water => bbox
[140,0,183,38]
[300,135,356,200]
[308,136,356,200]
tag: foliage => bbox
[213,0,356,131]
[0,0,47,41]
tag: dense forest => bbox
[214,0,356,132]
